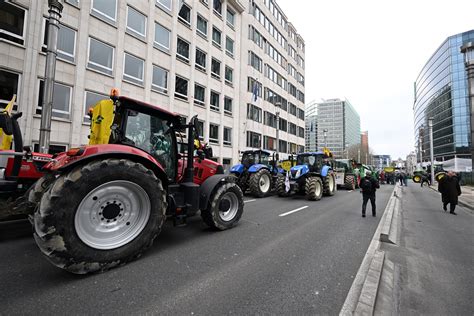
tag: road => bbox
[0,185,393,315]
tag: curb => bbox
[380,187,400,244]
[340,185,400,316]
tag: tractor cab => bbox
[291,151,333,179]
[241,150,271,168]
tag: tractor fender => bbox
[248,164,269,173]
[321,165,331,177]
[199,174,237,210]
[44,145,169,186]
[230,164,244,175]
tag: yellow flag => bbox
[88,99,114,145]
[0,95,16,150]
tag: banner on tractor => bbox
[0,95,15,150]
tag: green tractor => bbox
[334,159,359,190]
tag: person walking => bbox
[360,170,380,217]
[438,171,462,215]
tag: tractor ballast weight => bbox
[277,151,337,201]
[230,150,282,198]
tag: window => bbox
[210,91,220,111]
[247,104,262,122]
[194,84,205,106]
[156,0,172,11]
[279,118,287,132]
[0,70,20,111]
[223,127,232,145]
[248,51,262,72]
[224,96,232,115]
[209,123,219,144]
[212,27,221,47]
[196,120,204,140]
[195,48,206,71]
[247,77,262,99]
[213,0,222,15]
[84,91,107,123]
[174,76,188,100]
[225,37,234,57]
[91,0,117,22]
[264,111,277,128]
[211,58,221,79]
[0,2,26,45]
[65,0,79,6]
[247,131,261,148]
[123,53,144,85]
[42,21,76,62]
[197,15,207,37]
[178,3,191,25]
[126,6,147,37]
[298,126,305,138]
[87,37,114,75]
[226,8,235,27]
[177,37,190,62]
[37,80,71,119]
[154,23,170,52]
[225,66,233,85]
[264,136,276,150]
[152,65,168,94]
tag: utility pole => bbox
[358,148,360,163]
[275,103,280,161]
[428,117,435,185]
[39,0,63,154]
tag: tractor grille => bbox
[291,170,298,178]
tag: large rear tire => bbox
[276,174,290,197]
[344,174,356,190]
[305,176,323,201]
[323,173,336,196]
[33,159,167,274]
[201,182,244,230]
[249,169,272,198]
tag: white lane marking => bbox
[244,199,256,203]
[279,206,308,217]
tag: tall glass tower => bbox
[414,30,474,162]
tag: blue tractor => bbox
[230,150,282,198]
[276,151,336,200]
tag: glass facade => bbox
[414,30,473,161]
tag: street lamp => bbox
[428,117,434,185]
[39,0,64,154]
[323,129,328,148]
[275,102,281,161]
[461,42,474,170]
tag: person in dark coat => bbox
[438,171,462,215]
[360,170,380,217]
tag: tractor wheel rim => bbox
[329,175,335,191]
[315,180,321,197]
[259,174,271,193]
[75,180,151,250]
[218,191,239,221]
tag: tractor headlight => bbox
[295,169,301,178]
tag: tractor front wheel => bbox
[276,174,290,197]
[249,169,272,198]
[33,159,167,274]
[323,173,336,196]
[305,176,323,201]
[344,174,356,190]
[201,182,244,230]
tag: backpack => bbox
[361,177,373,194]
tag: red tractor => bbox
[1,94,244,274]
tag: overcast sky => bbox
[276,0,474,159]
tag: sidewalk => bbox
[376,184,474,314]
[428,183,473,211]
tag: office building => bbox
[0,0,305,168]
[304,99,317,152]
[373,154,391,170]
[414,30,473,162]
[316,98,360,158]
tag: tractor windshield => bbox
[124,111,176,180]
[296,155,316,166]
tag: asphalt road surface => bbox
[0,185,393,315]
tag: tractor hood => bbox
[230,163,244,174]
[290,165,309,179]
